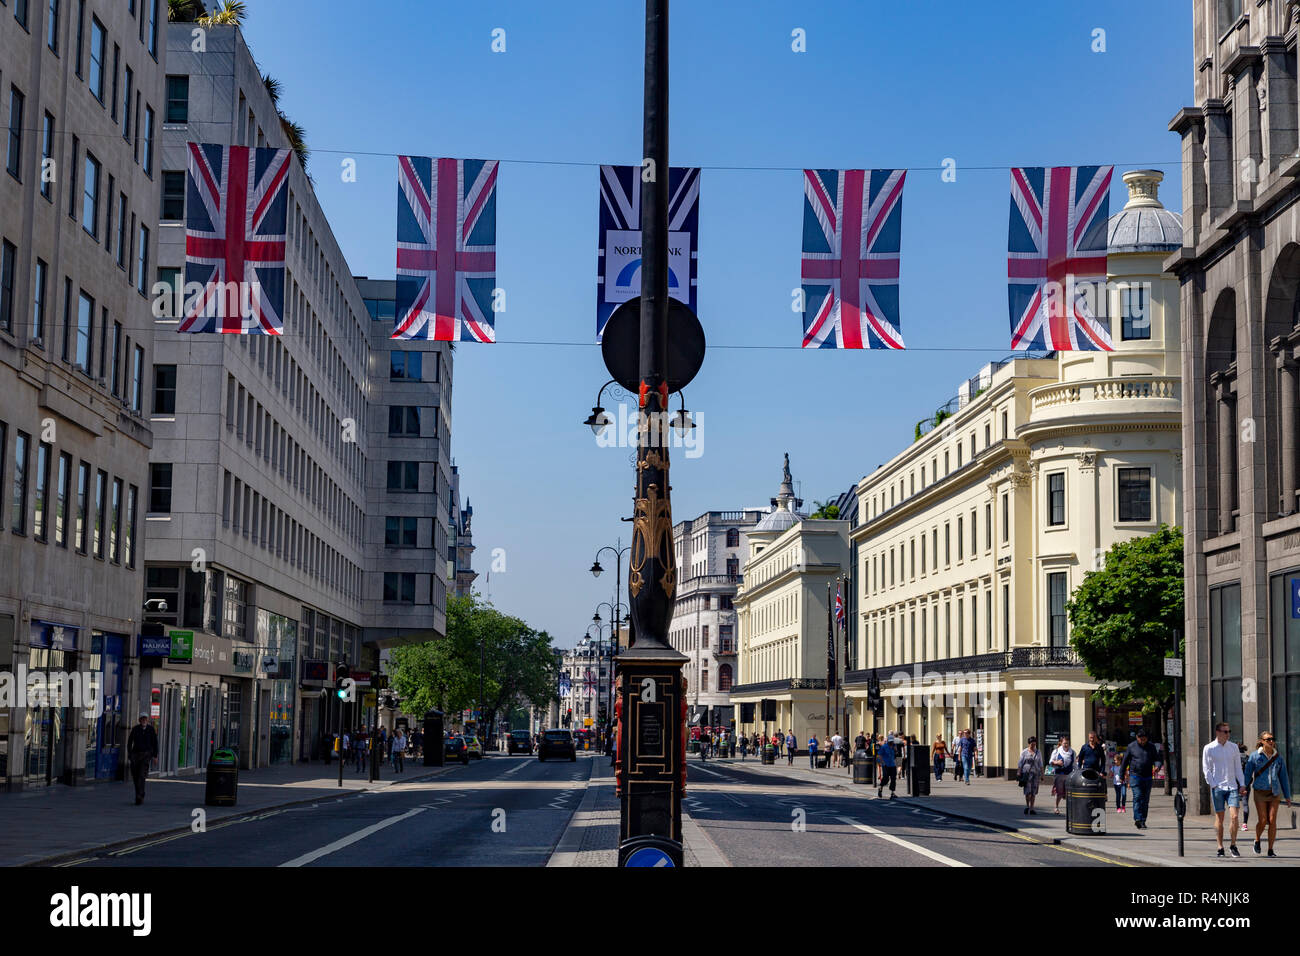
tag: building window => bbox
[121,65,132,138]
[54,452,69,546]
[39,112,53,199]
[116,194,127,267]
[6,86,24,179]
[165,75,188,123]
[389,349,422,381]
[88,16,105,101]
[73,0,84,76]
[75,460,88,552]
[1001,583,1009,648]
[956,516,963,560]
[75,291,94,374]
[30,258,47,343]
[135,224,148,293]
[33,441,50,541]
[1210,583,1242,747]
[718,663,733,692]
[108,477,121,562]
[0,240,14,332]
[1047,572,1069,647]
[92,468,106,557]
[124,484,136,567]
[1268,574,1300,798]
[388,405,420,436]
[47,0,58,50]
[944,524,950,565]
[11,431,29,533]
[383,572,416,604]
[130,344,143,411]
[82,152,100,237]
[1117,467,1152,522]
[109,321,121,396]
[149,461,171,513]
[985,502,992,550]
[147,0,157,57]
[386,461,419,491]
[1047,472,1065,526]
[1120,285,1151,341]
[224,575,247,640]
[160,170,184,220]
[152,364,176,414]
[385,516,417,548]
[142,106,154,174]
[1001,492,1009,542]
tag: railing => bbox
[678,573,742,591]
[1029,376,1179,413]
[1005,646,1082,668]
[844,646,1083,682]
[729,677,827,695]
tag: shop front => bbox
[84,631,126,781]
[24,621,80,787]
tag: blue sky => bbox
[238,0,1192,646]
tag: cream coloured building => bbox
[844,170,1183,777]
[732,457,850,751]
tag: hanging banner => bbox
[1007,164,1113,351]
[596,164,699,341]
[800,168,906,349]
[179,143,290,334]
[394,156,498,343]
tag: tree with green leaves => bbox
[809,499,841,519]
[388,593,558,743]
[1066,524,1184,713]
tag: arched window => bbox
[726,527,739,548]
[718,663,733,692]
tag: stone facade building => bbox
[846,171,1183,777]
[0,0,166,789]
[668,506,764,728]
[1169,0,1300,808]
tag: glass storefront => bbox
[1036,692,1070,775]
[1209,583,1243,749]
[0,614,12,778]
[1269,573,1300,799]
[24,622,79,786]
[84,632,125,780]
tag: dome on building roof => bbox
[753,505,800,534]
[1107,169,1182,254]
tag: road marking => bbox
[692,764,728,779]
[278,807,427,868]
[835,815,971,867]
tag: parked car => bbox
[508,730,533,755]
[443,735,470,765]
[463,735,484,759]
[538,729,576,762]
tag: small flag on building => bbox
[835,585,845,629]
[596,164,700,341]
[801,168,906,349]
[394,156,498,343]
[1007,165,1113,351]
[179,143,291,334]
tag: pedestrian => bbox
[1121,729,1161,830]
[775,729,783,757]
[1078,731,1106,774]
[808,734,820,769]
[855,729,868,754]
[392,728,406,773]
[933,734,948,782]
[1202,721,1247,856]
[1245,730,1292,857]
[1018,736,1043,815]
[1111,752,1127,813]
[1049,734,1076,814]
[831,731,844,768]
[342,730,352,769]
[782,731,793,765]
[127,711,159,805]
[957,728,976,784]
[739,734,748,760]
[877,731,898,799]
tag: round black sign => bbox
[600,296,706,395]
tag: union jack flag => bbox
[834,585,845,629]
[1008,165,1113,351]
[801,168,906,349]
[394,156,498,343]
[179,143,291,334]
[583,668,597,696]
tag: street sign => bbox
[363,691,377,708]
[1163,657,1184,678]
[625,846,676,867]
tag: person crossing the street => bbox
[877,732,898,799]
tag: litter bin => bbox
[205,749,239,807]
[909,743,931,796]
[816,752,830,769]
[852,749,875,785]
[423,709,444,766]
[761,745,776,765]
[1065,768,1108,835]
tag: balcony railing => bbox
[844,646,1083,683]
[1029,376,1179,413]
[678,573,742,592]
[729,677,828,696]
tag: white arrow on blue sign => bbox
[625,847,675,868]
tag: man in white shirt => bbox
[1202,721,1247,857]
[830,733,844,767]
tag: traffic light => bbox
[334,663,351,700]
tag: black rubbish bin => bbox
[853,749,875,785]
[909,743,931,796]
[1065,768,1108,835]
[205,749,239,807]
[761,745,776,765]
[423,709,444,767]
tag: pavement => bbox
[1,756,457,866]
[725,753,1299,867]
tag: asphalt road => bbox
[72,752,594,868]
[683,759,1124,867]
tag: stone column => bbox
[1275,342,1298,515]
[1214,373,1237,533]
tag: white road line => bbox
[692,764,728,779]
[278,807,427,868]
[835,815,970,867]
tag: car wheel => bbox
[462,755,469,765]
